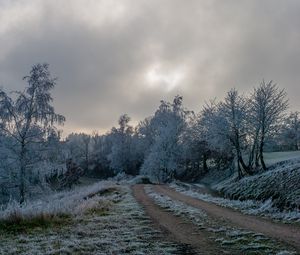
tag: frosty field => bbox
[0,182,185,255]
[1,177,300,254]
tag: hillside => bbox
[215,158,300,212]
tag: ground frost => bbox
[146,186,297,255]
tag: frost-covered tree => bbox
[0,63,65,203]
[179,115,212,180]
[82,134,91,170]
[89,132,112,177]
[136,117,155,159]
[141,96,190,182]
[198,101,235,172]
[65,133,91,170]
[108,114,134,174]
[280,111,300,150]
[219,89,252,177]
[0,134,19,203]
[65,133,84,160]
[251,81,288,170]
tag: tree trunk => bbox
[248,129,260,169]
[236,141,251,175]
[248,147,254,169]
[233,128,251,175]
[259,134,267,170]
[255,147,260,167]
[203,154,208,173]
[19,141,26,204]
[239,155,251,173]
[295,140,299,151]
[237,158,243,179]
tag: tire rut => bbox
[132,184,228,255]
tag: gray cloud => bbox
[0,0,300,134]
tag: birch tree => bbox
[0,63,65,203]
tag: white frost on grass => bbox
[145,186,297,255]
[0,184,189,255]
[0,181,117,221]
[145,185,208,226]
[170,182,300,223]
[215,158,300,210]
[264,151,300,165]
[276,251,298,255]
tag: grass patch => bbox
[83,187,120,200]
[0,213,72,235]
[85,206,110,216]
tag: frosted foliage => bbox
[141,96,189,182]
[280,111,300,150]
[199,101,231,153]
[107,114,134,174]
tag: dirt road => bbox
[133,184,300,253]
[132,185,227,254]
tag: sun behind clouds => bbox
[145,63,186,92]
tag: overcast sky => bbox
[1,0,300,135]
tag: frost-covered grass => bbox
[146,186,297,255]
[0,181,118,233]
[0,184,191,254]
[213,159,300,218]
[200,151,300,186]
[145,185,208,222]
[170,181,300,223]
[264,151,300,165]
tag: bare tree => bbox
[0,63,65,203]
[251,80,288,170]
[220,89,252,177]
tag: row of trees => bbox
[193,82,288,178]
[67,81,297,182]
[1,63,299,203]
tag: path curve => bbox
[132,184,227,255]
[154,185,300,251]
